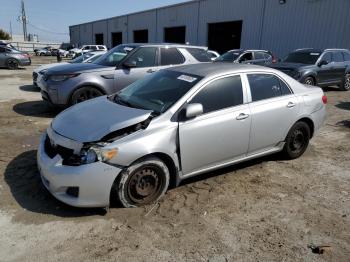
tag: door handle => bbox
[287,102,296,108]
[147,69,156,73]
[236,113,249,120]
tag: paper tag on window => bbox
[310,53,320,56]
[177,75,197,83]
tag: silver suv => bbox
[40,44,212,107]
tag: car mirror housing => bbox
[123,60,137,69]
[185,103,203,119]
[318,60,328,67]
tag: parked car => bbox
[69,45,108,58]
[36,47,53,56]
[33,51,106,87]
[270,48,350,91]
[0,46,31,69]
[40,43,212,106]
[37,63,326,208]
[207,50,220,61]
[216,49,277,65]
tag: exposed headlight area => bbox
[49,73,80,82]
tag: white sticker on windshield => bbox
[177,75,197,83]
[310,53,320,56]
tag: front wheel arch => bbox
[68,85,106,105]
[303,75,317,86]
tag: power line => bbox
[27,21,69,35]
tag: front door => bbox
[114,47,159,92]
[179,75,251,176]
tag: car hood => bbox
[270,62,310,71]
[52,96,152,143]
[47,63,109,74]
[34,62,69,73]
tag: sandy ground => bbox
[0,57,349,262]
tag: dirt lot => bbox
[0,56,349,262]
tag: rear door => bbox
[0,47,6,66]
[317,52,335,84]
[179,74,251,176]
[246,73,299,155]
[114,47,159,91]
[331,51,346,82]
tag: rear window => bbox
[332,52,344,62]
[186,48,211,62]
[160,48,185,66]
[216,51,241,62]
[343,52,350,61]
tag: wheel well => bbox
[297,118,314,138]
[305,75,316,85]
[69,85,106,104]
[149,153,178,188]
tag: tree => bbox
[0,29,11,40]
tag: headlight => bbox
[50,73,80,82]
[79,147,118,164]
[39,69,47,75]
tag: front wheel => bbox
[282,122,310,159]
[70,86,103,105]
[114,157,170,208]
[304,77,315,86]
[6,58,19,70]
[341,73,350,91]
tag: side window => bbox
[98,45,105,49]
[240,52,253,62]
[322,52,332,63]
[125,47,157,68]
[332,52,344,62]
[263,53,272,60]
[160,48,185,66]
[248,74,288,102]
[191,75,243,114]
[91,46,97,50]
[342,52,350,61]
[254,52,265,60]
[186,48,211,62]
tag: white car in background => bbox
[207,50,220,61]
[69,45,107,58]
[33,51,106,88]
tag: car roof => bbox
[167,62,272,78]
[135,43,207,49]
[226,49,270,53]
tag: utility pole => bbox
[20,0,28,41]
[10,21,13,40]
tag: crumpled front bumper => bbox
[37,135,123,207]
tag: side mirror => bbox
[318,60,328,67]
[185,103,203,119]
[122,60,137,69]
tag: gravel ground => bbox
[0,57,349,262]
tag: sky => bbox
[0,0,192,43]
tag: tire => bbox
[6,58,19,70]
[304,77,315,86]
[283,121,311,159]
[70,86,104,105]
[114,156,170,208]
[39,53,43,56]
[341,73,350,91]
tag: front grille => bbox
[33,72,38,81]
[44,136,74,159]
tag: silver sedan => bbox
[37,63,326,208]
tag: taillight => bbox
[272,54,277,63]
[322,95,327,104]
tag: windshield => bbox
[69,52,95,63]
[283,51,321,64]
[216,51,241,62]
[86,53,104,63]
[115,70,203,114]
[94,45,134,66]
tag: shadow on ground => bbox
[4,150,107,217]
[336,120,350,128]
[322,86,342,92]
[335,101,350,111]
[13,100,60,118]
[19,84,40,92]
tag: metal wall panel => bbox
[107,16,128,48]
[69,26,80,46]
[127,10,157,42]
[79,23,93,46]
[261,0,350,56]
[156,1,199,44]
[197,0,264,49]
[92,20,108,46]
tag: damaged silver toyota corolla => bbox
[37,63,326,208]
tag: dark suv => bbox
[271,48,350,91]
[215,49,277,65]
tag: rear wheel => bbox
[70,86,103,105]
[114,157,170,208]
[283,121,310,159]
[304,77,315,86]
[6,58,19,70]
[341,73,350,91]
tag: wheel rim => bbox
[305,78,314,85]
[290,129,306,154]
[126,165,165,205]
[345,75,350,90]
[74,89,102,104]
[8,59,18,69]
